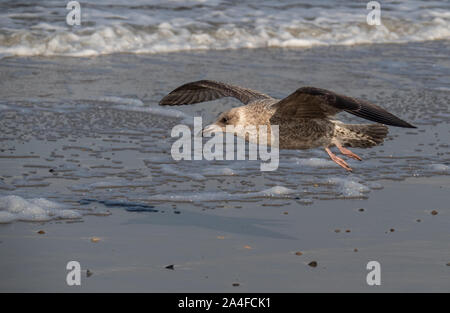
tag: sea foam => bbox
[0,1,448,58]
[145,185,296,202]
[327,177,371,198]
[0,195,81,223]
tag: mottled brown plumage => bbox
[160,80,416,171]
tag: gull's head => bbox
[202,107,244,136]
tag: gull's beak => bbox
[201,124,222,137]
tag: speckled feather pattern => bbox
[159,80,413,150]
[239,100,375,149]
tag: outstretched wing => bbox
[159,80,273,106]
[271,86,416,128]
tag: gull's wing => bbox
[159,80,273,106]
[271,87,416,128]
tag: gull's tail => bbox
[336,123,389,148]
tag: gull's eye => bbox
[221,116,228,124]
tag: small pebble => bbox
[232,283,240,287]
[165,264,175,270]
[354,248,358,252]
[295,251,303,256]
[37,230,45,235]
[90,237,101,243]
[390,228,395,232]
[334,229,341,233]
[308,261,318,268]
[283,211,288,215]
[358,208,365,212]
[431,210,438,216]
[86,270,93,277]
[416,219,422,223]
[345,229,351,233]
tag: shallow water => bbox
[0,41,449,222]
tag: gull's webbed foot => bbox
[336,143,362,161]
[325,147,353,172]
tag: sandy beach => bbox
[1,175,449,292]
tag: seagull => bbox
[159,80,415,171]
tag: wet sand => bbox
[0,176,449,292]
[0,41,449,292]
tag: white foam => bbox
[327,177,370,198]
[203,167,236,176]
[367,182,384,190]
[297,198,314,205]
[147,191,231,202]
[69,179,154,191]
[259,186,296,196]
[114,104,193,124]
[433,87,450,92]
[160,164,206,181]
[146,185,296,202]
[0,195,81,223]
[99,96,144,107]
[428,163,449,173]
[291,157,337,168]
[11,179,50,187]
[0,2,448,59]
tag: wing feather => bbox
[159,80,272,106]
[272,87,416,128]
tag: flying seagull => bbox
[159,80,415,171]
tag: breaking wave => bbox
[0,0,448,58]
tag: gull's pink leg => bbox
[325,147,353,172]
[335,143,362,161]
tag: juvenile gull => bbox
[159,80,415,171]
